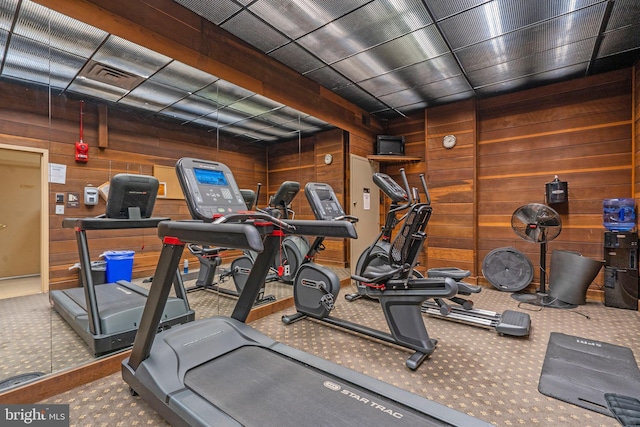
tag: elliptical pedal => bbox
[495,310,530,337]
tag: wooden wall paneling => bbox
[423,101,477,276]
[477,69,633,298]
[635,61,640,202]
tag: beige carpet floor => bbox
[36,285,640,427]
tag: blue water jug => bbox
[603,198,636,231]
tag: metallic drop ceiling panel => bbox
[0,0,18,31]
[150,62,218,93]
[424,0,491,21]
[67,78,129,102]
[467,38,596,88]
[221,10,289,53]
[0,29,7,62]
[358,54,463,97]
[92,35,171,78]
[303,66,352,90]
[268,42,324,75]
[454,4,606,73]
[333,84,390,113]
[225,94,284,117]
[296,0,433,64]
[161,94,219,119]
[218,124,280,142]
[332,25,449,83]
[474,62,587,97]
[439,0,603,50]
[172,0,241,25]
[3,35,84,87]
[15,1,106,57]
[592,50,640,73]
[194,80,255,106]
[605,0,640,30]
[396,90,475,113]
[378,75,472,108]
[248,0,369,40]
[119,80,189,112]
[598,26,640,58]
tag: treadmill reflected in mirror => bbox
[50,174,195,356]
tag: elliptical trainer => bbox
[347,169,531,337]
[282,181,461,370]
[345,168,432,301]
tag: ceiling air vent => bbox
[77,60,145,91]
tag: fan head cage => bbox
[511,203,562,243]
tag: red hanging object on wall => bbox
[75,101,88,162]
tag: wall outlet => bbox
[55,205,64,215]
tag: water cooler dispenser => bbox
[603,231,638,310]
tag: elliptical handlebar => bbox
[399,168,413,206]
[419,173,431,205]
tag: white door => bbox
[349,154,379,274]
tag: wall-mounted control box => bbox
[84,187,99,206]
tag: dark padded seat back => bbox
[388,203,432,274]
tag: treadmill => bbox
[122,158,492,427]
[50,174,195,356]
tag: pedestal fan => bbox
[509,203,569,308]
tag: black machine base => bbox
[511,292,577,309]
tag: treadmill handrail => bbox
[158,221,265,253]
[62,216,170,230]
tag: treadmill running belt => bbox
[185,346,447,427]
[65,284,146,314]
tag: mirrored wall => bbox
[0,0,339,390]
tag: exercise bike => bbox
[282,181,460,370]
[225,180,310,290]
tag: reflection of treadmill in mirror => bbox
[122,158,491,427]
[50,174,195,356]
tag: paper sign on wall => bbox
[48,163,66,184]
[363,188,370,211]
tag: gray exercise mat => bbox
[538,332,640,416]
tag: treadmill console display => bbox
[105,174,159,219]
[193,168,228,186]
[176,158,246,221]
[305,182,345,221]
[373,173,408,204]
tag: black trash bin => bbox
[70,260,107,286]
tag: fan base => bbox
[511,292,577,309]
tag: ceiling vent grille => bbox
[77,60,145,90]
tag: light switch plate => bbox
[55,205,64,215]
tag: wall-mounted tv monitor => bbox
[105,174,159,219]
[376,135,405,156]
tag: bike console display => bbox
[305,182,346,221]
[176,158,247,221]
[373,173,408,204]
